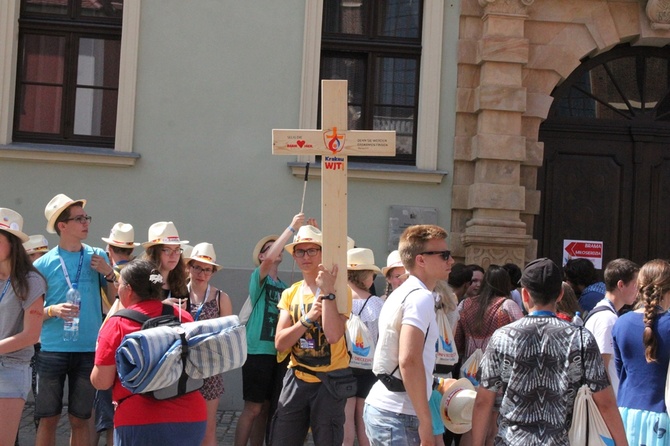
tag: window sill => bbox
[288,162,447,184]
[0,143,140,167]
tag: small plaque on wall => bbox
[388,206,438,252]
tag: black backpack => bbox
[112,304,204,400]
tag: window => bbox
[320,0,422,165]
[13,0,123,148]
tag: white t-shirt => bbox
[584,298,619,394]
[365,275,438,416]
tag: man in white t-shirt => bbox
[364,225,454,446]
[584,258,639,395]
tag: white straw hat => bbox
[382,250,405,276]
[441,378,476,434]
[284,225,322,255]
[44,194,86,234]
[142,221,189,248]
[102,222,140,248]
[0,208,29,242]
[184,242,222,271]
[347,247,381,274]
[23,234,49,254]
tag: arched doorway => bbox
[537,44,670,267]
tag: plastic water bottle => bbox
[63,283,81,342]
[572,311,584,327]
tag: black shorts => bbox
[351,368,377,399]
[242,354,288,403]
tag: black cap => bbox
[520,258,562,297]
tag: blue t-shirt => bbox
[246,267,287,355]
[613,310,670,413]
[35,244,106,352]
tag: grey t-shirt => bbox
[0,271,46,363]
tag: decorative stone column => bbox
[459,0,533,267]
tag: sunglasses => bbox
[420,250,451,260]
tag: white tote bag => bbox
[568,385,613,445]
[434,309,459,373]
[346,313,376,370]
[460,348,483,387]
[238,295,253,325]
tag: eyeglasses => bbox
[64,215,92,224]
[191,264,214,275]
[420,250,451,261]
[161,247,183,256]
[293,247,321,258]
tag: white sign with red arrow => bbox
[563,239,604,269]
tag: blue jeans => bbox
[364,403,421,446]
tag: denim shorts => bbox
[364,403,421,446]
[0,358,31,400]
[35,351,96,419]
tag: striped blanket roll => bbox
[116,315,247,395]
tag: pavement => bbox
[17,402,317,445]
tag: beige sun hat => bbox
[44,194,86,234]
[182,244,194,261]
[183,242,222,271]
[142,221,189,248]
[102,222,140,248]
[347,247,382,274]
[284,225,322,255]
[441,378,476,434]
[252,235,279,266]
[0,208,30,242]
[23,234,49,254]
[382,250,405,276]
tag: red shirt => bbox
[95,300,206,427]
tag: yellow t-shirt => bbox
[277,281,352,383]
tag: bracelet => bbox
[105,270,115,281]
[299,317,310,328]
[47,306,54,318]
[288,226,296,234]
[303,316,313,325]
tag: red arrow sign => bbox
[565,241,602,258]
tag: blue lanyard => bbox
[528,310,557,317]
[0,279,11,304]
[58,247,84,290]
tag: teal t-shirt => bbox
[246,267,287,355]
[35,244,106,352]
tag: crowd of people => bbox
[0,193,669,445]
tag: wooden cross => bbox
[272,79,396,312]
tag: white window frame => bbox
[292,0,447,184]
[0,0,140,167]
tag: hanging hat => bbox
[102,222,140,248]
[182,244,194,261]
[142,221,189,248]
[252,235,279,266]
[44,194,86,234]
[382,250,405,276]
[347,247,382,274]
[441,378,476,434]
[284,225,322,255]
[23,234,49,254]
[0,208,29,242]
[184,242,222,271]
[347,236,355,250]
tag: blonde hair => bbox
[434,280,458,314]
[398,225,448,270]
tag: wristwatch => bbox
[321,293,336,301]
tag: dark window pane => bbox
[17,85,63,133]
[645,57,668,110]
[80,0,123,18]
[21,34,65,84]
[77,38,120,88]
[376,57,417,107]
[378,0,420,38]
[323,0,367,35]
[22,0,68,15]
[74,87,117,136]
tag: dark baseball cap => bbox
[520,258,563,297]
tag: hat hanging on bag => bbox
[382,250,405,276]
[184,242,222,271]
[142,221,189,248]
[284,225,322,255]
[24,234,49,254]
[252,235,279,266]
[44,193,86,234]
[0,208,30,242]
[441,378,476,434]
[347,247,382,274]
[102,222,140,248]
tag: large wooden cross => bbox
[272,80,396,312]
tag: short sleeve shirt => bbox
[479,316,609,445]
[246,267,287,355]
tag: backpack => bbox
[583,305,616,324]
[434,308,458,374]
[346,297,377,370]
[112,304,204,400]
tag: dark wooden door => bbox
[536,45,670,267]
